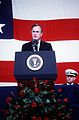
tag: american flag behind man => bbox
[0,0,79,87]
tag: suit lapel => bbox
[30,42,34,51]
[39,41,43,50]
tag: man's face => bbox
[66,76,76,84]
[31,26,43,40]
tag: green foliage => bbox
[2,80,72,120]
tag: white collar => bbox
[37,40,41,51]
[66,83,74,85]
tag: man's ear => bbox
[74,77,76,80]
[41,32,43,37]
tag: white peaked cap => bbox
[65,69,78,77]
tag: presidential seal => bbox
[26,54,43,71]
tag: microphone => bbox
[32,39,38,51]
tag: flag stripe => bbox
[13,19,79,41]
[55,62,79,84]
[0,82,18,87]
[0,40,79,62]
[12,0,79,20]
[0,61,79,84]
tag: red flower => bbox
[57,98,62,102]
[32,116,42,120]
[58,88,62,92]
[51,95,55,98]
[62,105,66,108]
[2,110,9,116]
[34,87,39,93]
[14,104,21,109]
[5,96,12,105]
[18,82,23,87]
[44,80,48,84]
[32,115,37,120]
[63,98,68,102]
[50,89,54,93]
[65,115,71,119]
[19,91,25,97]
[37,117,42,120]
[34,82,38,88]
[31,101,37,108]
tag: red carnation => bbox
[34,87,39,93]
[65,114,71,119]
[57,98,62,102]
[58,88,62,92]
[31,101,37,108]
[5,96,12,105]
[62,105,66,108]
[44,80,48,84]
[51,95,55,98]
[34,82,38,88]
[19,91,25,97]
[14,104,21,109]
[50,89,54,93]
[63,98,68,102]
[32,115,37,120]
[37,117,42,120]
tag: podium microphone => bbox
[32,39,38,51]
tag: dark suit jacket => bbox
[22,41,53,51]
[56,83,79,105]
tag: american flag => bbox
[0,0,79,86]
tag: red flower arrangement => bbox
[2,79,72,120]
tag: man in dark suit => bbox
[22,24,53,51]
[19,24,54,91]
[57,69,79,103]
[55,69,79,120]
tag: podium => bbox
[14,51,58,81]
